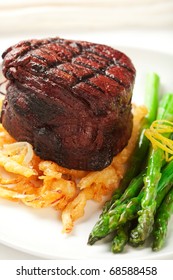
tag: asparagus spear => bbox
[111,223,131,253]
[155,157,173,207]
[152,186,173,251]
[88,170,145,245]
[129,159,173,247]
[88,194,142,245]
[111,164,173,252]
[102,72,159,214]
[130,94,173,246]
[144,72,159,124]
[108,170,145,211]
[88,159,173,245]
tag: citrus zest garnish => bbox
[145,120,173,161]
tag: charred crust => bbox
[1,37,135,171]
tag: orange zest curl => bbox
[145,120,173,161]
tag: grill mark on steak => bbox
[57,50,134,87]
[83,48,135,74]
[12,68,98,119]
[71,60,128,90]
[2,38,80,74]
[3,37,134,76]
[3,41,133,114]
[3,38,134,92]
[84,80,105,94]
[1,37,135,170]
[55,66,102,92]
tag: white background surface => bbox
[0,0,173,260]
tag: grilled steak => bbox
[1,37,135,170]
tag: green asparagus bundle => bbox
[115,180,173,253]
[88,159,173,249]
[88,73,173,253]
[88,159,173,246]
[130,94,173,246]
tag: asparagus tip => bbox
[129,229,144,247]
[87,234,100,245]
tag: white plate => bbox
[0,39,173,260]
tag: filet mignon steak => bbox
[1,37,135,170]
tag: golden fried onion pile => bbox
[0,104,147,233]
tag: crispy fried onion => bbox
[0,105,147,233]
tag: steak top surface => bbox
[1,37,136,170]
